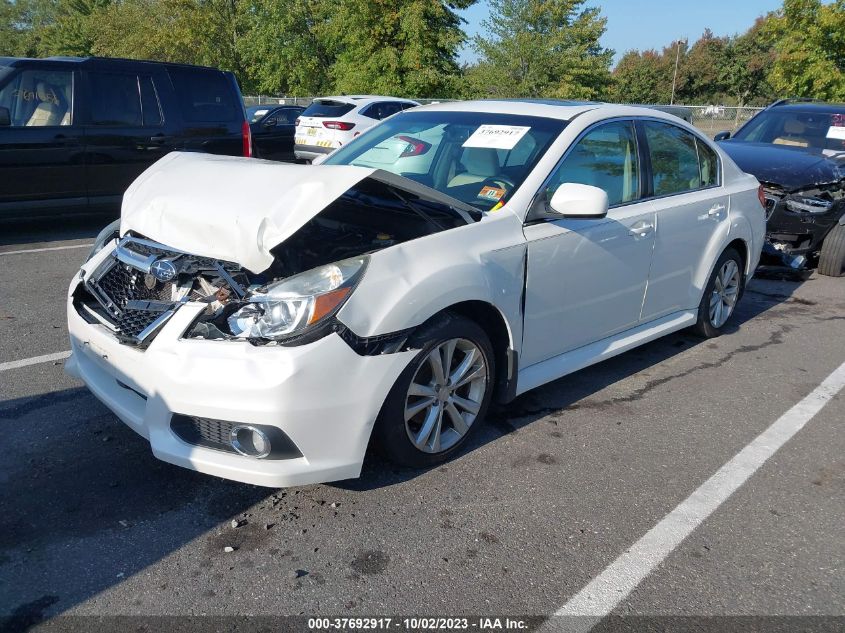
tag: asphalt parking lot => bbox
[0,217,843,631]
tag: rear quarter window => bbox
[301,100,355,118]
[168,68,237,123]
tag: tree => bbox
[718,18,774,106]
[467,0,613,99]
[677,29,725,103]
[610,49,670,103]
[327,0,474,98]
[763,0,845,100]
[238,0,335,96]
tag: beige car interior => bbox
[772,118,810,147]
[447,148,503,187]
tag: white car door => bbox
[521,120,656,367]
[637,120,731,320]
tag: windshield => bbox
[734,109,845,152]
[324,110,567,210]
[246,105,272,123]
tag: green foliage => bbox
[763,0,845,101]
[466,0,613,99]
[2,0,843,103]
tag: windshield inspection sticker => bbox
[826,125,845,140]
[478,185,506,201]
[463,125,531,150]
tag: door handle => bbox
[708,204,726,217]
[629,221,654,237]
[148,134,169,144]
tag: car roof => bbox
[408,99,636,121]
[768,101,845,114]
[311,95,419,106]
[0,56,229,74]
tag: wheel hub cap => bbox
[404,338,488,454]
[709,259,740,329]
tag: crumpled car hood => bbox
[718,140,845,191]
[120,152,378,272]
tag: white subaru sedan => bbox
[66,100,765,487]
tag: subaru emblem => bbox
[150,259,177,282]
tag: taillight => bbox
[242,120,252,158]
[323,121,355,131]
[757,184,767,209]
[397,135,431,158]
[294,118,301,126]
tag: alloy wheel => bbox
[709,259,740,328]
[404,338,488,454]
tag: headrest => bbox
[783,118,805,135]
[462,148,500,177]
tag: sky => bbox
[457,0,785,65]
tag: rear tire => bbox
[818,223,845,277]
[692,247,744,338]
[373,314,495,468]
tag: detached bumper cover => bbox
[66,279,416,487]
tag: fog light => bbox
[230,425,271,458]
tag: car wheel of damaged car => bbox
[818,224,845,277]
[374,315,494,468]
[693,248,744,338]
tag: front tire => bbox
[818,223,845,277]
[374,314,495,468]
[692,247,744,338]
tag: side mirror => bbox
[548,183,608,218]
[0,107,10,127]
[713,131,731,141]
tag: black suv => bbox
[716,99,845,276]
[0,56,250,220]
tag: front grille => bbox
[117,308,164,338]
[91,262,174,317]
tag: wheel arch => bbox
[439,300,518,404]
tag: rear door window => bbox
[168,67,236,123]
[0,68,74,126]
[88,72,142,126]
[643,121,702,196]
[301,100,355,118]
[696,138,720,188]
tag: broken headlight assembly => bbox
[784,195,833,214]
[190,256,368,344]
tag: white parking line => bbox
[547,359,845,633]
[0,351,71,372]
[0,243,92,256]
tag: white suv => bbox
[294,95,418,161]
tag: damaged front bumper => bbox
[761,184,845,269]
[66,246,416,488]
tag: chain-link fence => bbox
[671,105,764,135]
[242,96,762,136]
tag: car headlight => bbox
[86,219,121,261]
[227,256,368,340]
[784,196,833,214]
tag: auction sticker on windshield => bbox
[826,125,845,141]
[463,125,531,150]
